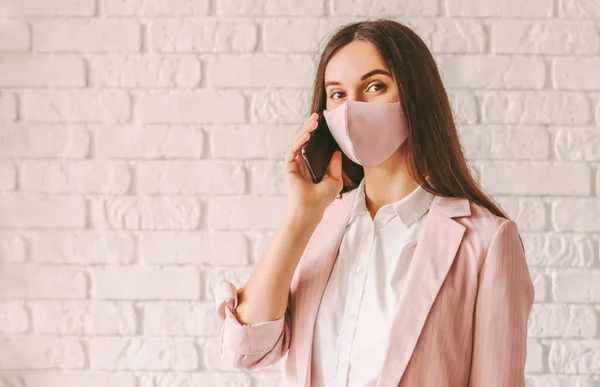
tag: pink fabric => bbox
[322,100,408,167]
[214,188,535,386]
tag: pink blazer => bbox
[215,188,535,387]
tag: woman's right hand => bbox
[282,112,344,218]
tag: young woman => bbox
[214,18,534,387]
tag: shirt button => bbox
[356,266,364,275]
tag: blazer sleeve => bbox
[214,281,292,370]
[469,219,535,387]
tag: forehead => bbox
[324,40,388,84]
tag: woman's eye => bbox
[367,83,385,92]
[330,91,344,99]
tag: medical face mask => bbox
[322,100,408,167]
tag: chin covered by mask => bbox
[322,100,408,167]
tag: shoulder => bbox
[455,199,521,266]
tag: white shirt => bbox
[310,177,435,387]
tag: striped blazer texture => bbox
[214,187,535,387]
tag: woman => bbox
[214,18,534,387]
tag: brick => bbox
[104,0,210,15]
[147,19,257,53]
[250,90,310,123]
[553,127,600,161]
[207,196,287,230]
[554,58,600,90]
[522,233,596,267]
[0,55,85,87]
[0,301,28,333]
[136,161,245,194]
[530,267,549,302]
[31,231,135,265]
[90,196,200,230]
[263,19,344,53]
[203,267,253,302]
[91,55,201,88]
[448,91,477,124]
[331,0,438,16]
[0,265,87,299]
[137,90,245,124]
[596,94,600,126]
[525,339,546,373]
[93,125,204,159]
[0,338,84,369]
[526,375,600,387]
[480,162,590,195]
[552,199,600,232]
[495,197,548,231]
[549,340,600,374]
[438,55,545,89]
[447,0,552,17]
[210,124,296,159]
[0,21,30,51]
[481,91,591,125]
[491,21,599,54]
[19,372,136,387]
[559,0,600,18]
[30,301,137,335]
[0,124,90,158]
[249,161,286,195]
[528,304,597,337]
[459,126,550,160]
[409,20,485,54]
[89,337,198,370]
[21,90,131,124]
[139,231,248,266]
[141,301,220,336]
[19,161,131,194]
[0,89,16,121]
[0,0,95,16]
[139,373,251,387]
[552,269,600,302]
[0,231,28,262]
[217,0,323,15]
[0,194,85,228]
[89,267,199,300]
[0,162,16,190]
[208,55,314,88]
[33,19,140,52]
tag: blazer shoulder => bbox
[458,200,517,263]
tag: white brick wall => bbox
[0,0,598,385]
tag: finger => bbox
[292,114,319,143]
[284,132,310,164]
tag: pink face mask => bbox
[322,100,408,167]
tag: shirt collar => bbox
[348,177,435,229]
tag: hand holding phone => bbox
[282,112,343,216]
[301,113,340,184]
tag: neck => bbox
[362,151,419,218]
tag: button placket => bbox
[334,224,375,385]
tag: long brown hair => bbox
[310,18,509,220]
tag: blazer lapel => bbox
[377,195,471,387]
[291,189,358,387]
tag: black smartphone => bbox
[301,113,340,184]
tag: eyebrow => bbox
[324,69,392,88]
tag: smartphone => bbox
[301,113,340,184]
